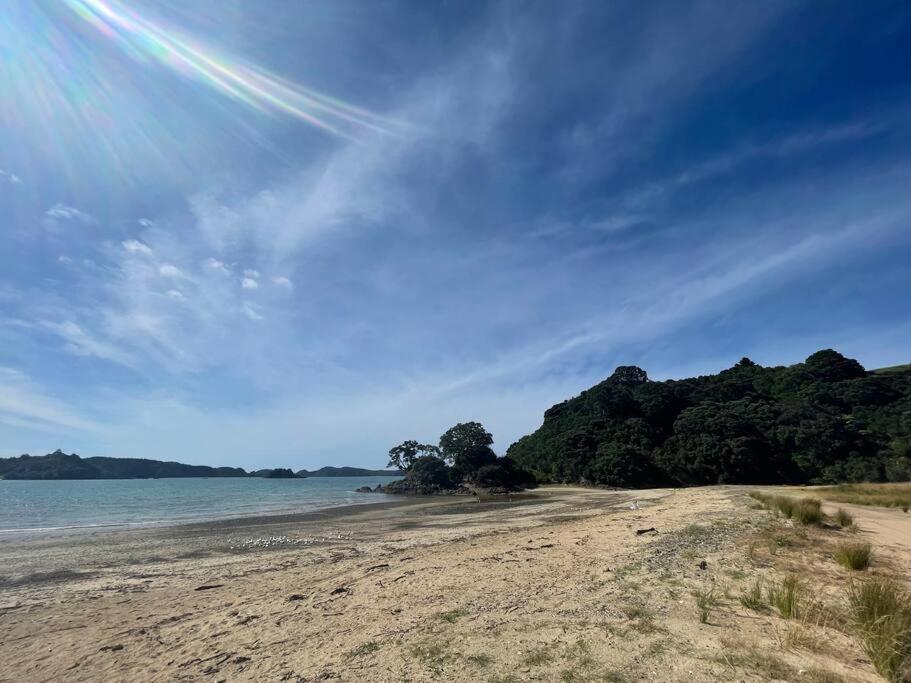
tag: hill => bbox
[0,451,249,480]
[507,350,911,487]
[296,466,402,477]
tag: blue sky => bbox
[2,0,910,469]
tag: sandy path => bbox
[0,486,907,682]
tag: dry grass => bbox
[695,586,721,623]
[814,483,911,512]
[749,492,825,525]
[848,578,911,681]
[834,508,854,527]
[768,575,802,619]
[833,541,872,571]
[739,579,766,612]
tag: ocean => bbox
[0,476,401,534]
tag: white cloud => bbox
[204,257,230,274]
[58,255,72,264]
[123,239,152,255]
[0,169,23,185]
[41,321,134,367]
[159,264,182,278]
[0,368,100,434]
[271,276,293,289]
[241,277,259,289]
[138,218,154,228]
[45,204,95,224]
[242,302,264,320]
[243,269,260,278]
[166,289,185,301]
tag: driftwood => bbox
[194,584,224,591]
[635,527,658,535]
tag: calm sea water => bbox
[0,476,400,534]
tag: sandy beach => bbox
[1,485,909,682]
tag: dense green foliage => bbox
[0,450,249,479]
[507,350,911,488]
[386,440,441,471]
[387,422,536,493]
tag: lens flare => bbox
[62,0,403,139]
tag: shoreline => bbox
[2,485,908,681]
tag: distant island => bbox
[297,466,402,477]
[0,451,400,481]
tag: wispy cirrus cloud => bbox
[0,368,100,434]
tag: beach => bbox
[1,486,908,682]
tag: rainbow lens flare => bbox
[62,0,403,139]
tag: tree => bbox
[439,422,494,465]
[406,455,452,489]
[387,440,440,471]
[609,366,649,386]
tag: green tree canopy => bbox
[387,440,440,471]
[439,422,494,465]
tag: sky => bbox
[1,0,910,469]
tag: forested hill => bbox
[296,466,402,477]
[0,451,249,480]
[507,350,911,487]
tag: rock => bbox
[355,486,373,493]
[698,560,708,570]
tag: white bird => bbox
[628,501,641,510]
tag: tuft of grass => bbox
[768,575,802,619]
[523,647,554,666]
[622,604,658,633]
[411,643,450,672]
[848,578,911,681]
[833,541,872,571]
[834,508,854,527]
[437,607,468,623]
[695,586,721,624]
[466,653,493,667]
[793,498,824,525]
[739,579,766,612]
[348,640,380,658]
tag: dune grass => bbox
[814,483,911,512]
[848,578,911,681]
[750,492,825,525]
[739,579,766,612]
[695,586,721,623]
[833,541,872,571]
[768,575,802,619]
[834,508,854,527]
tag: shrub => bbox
[793,498,823,525]
[833,542,872,570]
[834,508,854,527]
[768,575,801,619]
[849,579,911,681]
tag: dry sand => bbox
[1,485,908,682]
